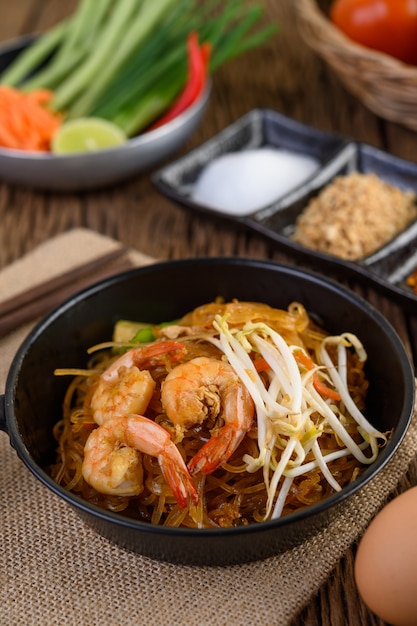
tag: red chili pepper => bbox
[150,31,211,129]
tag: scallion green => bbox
[0,0,279,137]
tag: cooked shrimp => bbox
[161,356,255,475]
[90,340,185,425]
[82,414,198,508]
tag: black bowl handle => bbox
[0,394,8,433]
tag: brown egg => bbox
[354,486,417,626]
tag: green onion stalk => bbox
[0,0,279,137]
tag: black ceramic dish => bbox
[0,258,414,565]
[152,109,417,310]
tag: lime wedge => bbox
[51,117,127,154]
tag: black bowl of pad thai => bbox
[0,257,414,565]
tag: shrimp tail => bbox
[124,414,198,509]
[160,454,199,509]
[188,424,243,475]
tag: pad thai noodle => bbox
[51,299,388,528]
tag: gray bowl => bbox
[0,35,211,191]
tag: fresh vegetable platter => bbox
[296,0,417,130]
[0,0,277,155]
[0,33,210,191]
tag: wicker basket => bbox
[296,0,417,130]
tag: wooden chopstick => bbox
[0,246,129,317]
[0,248,134,338]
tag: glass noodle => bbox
[51,299,388,528]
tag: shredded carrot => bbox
[254,357,270,373]
[294,349,341,401]
[0,85,63,151]
[254,350,341,400]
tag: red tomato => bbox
[329,0,417,65]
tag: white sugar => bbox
[191,148,319,216]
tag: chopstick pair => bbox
[0,246,134,338]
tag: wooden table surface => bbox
[1,2,416,625]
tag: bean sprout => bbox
[211,315,386,521]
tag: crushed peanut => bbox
[292,172,417,261]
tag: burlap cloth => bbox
[1,228,416,626]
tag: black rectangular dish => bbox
[152,109,417,310]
